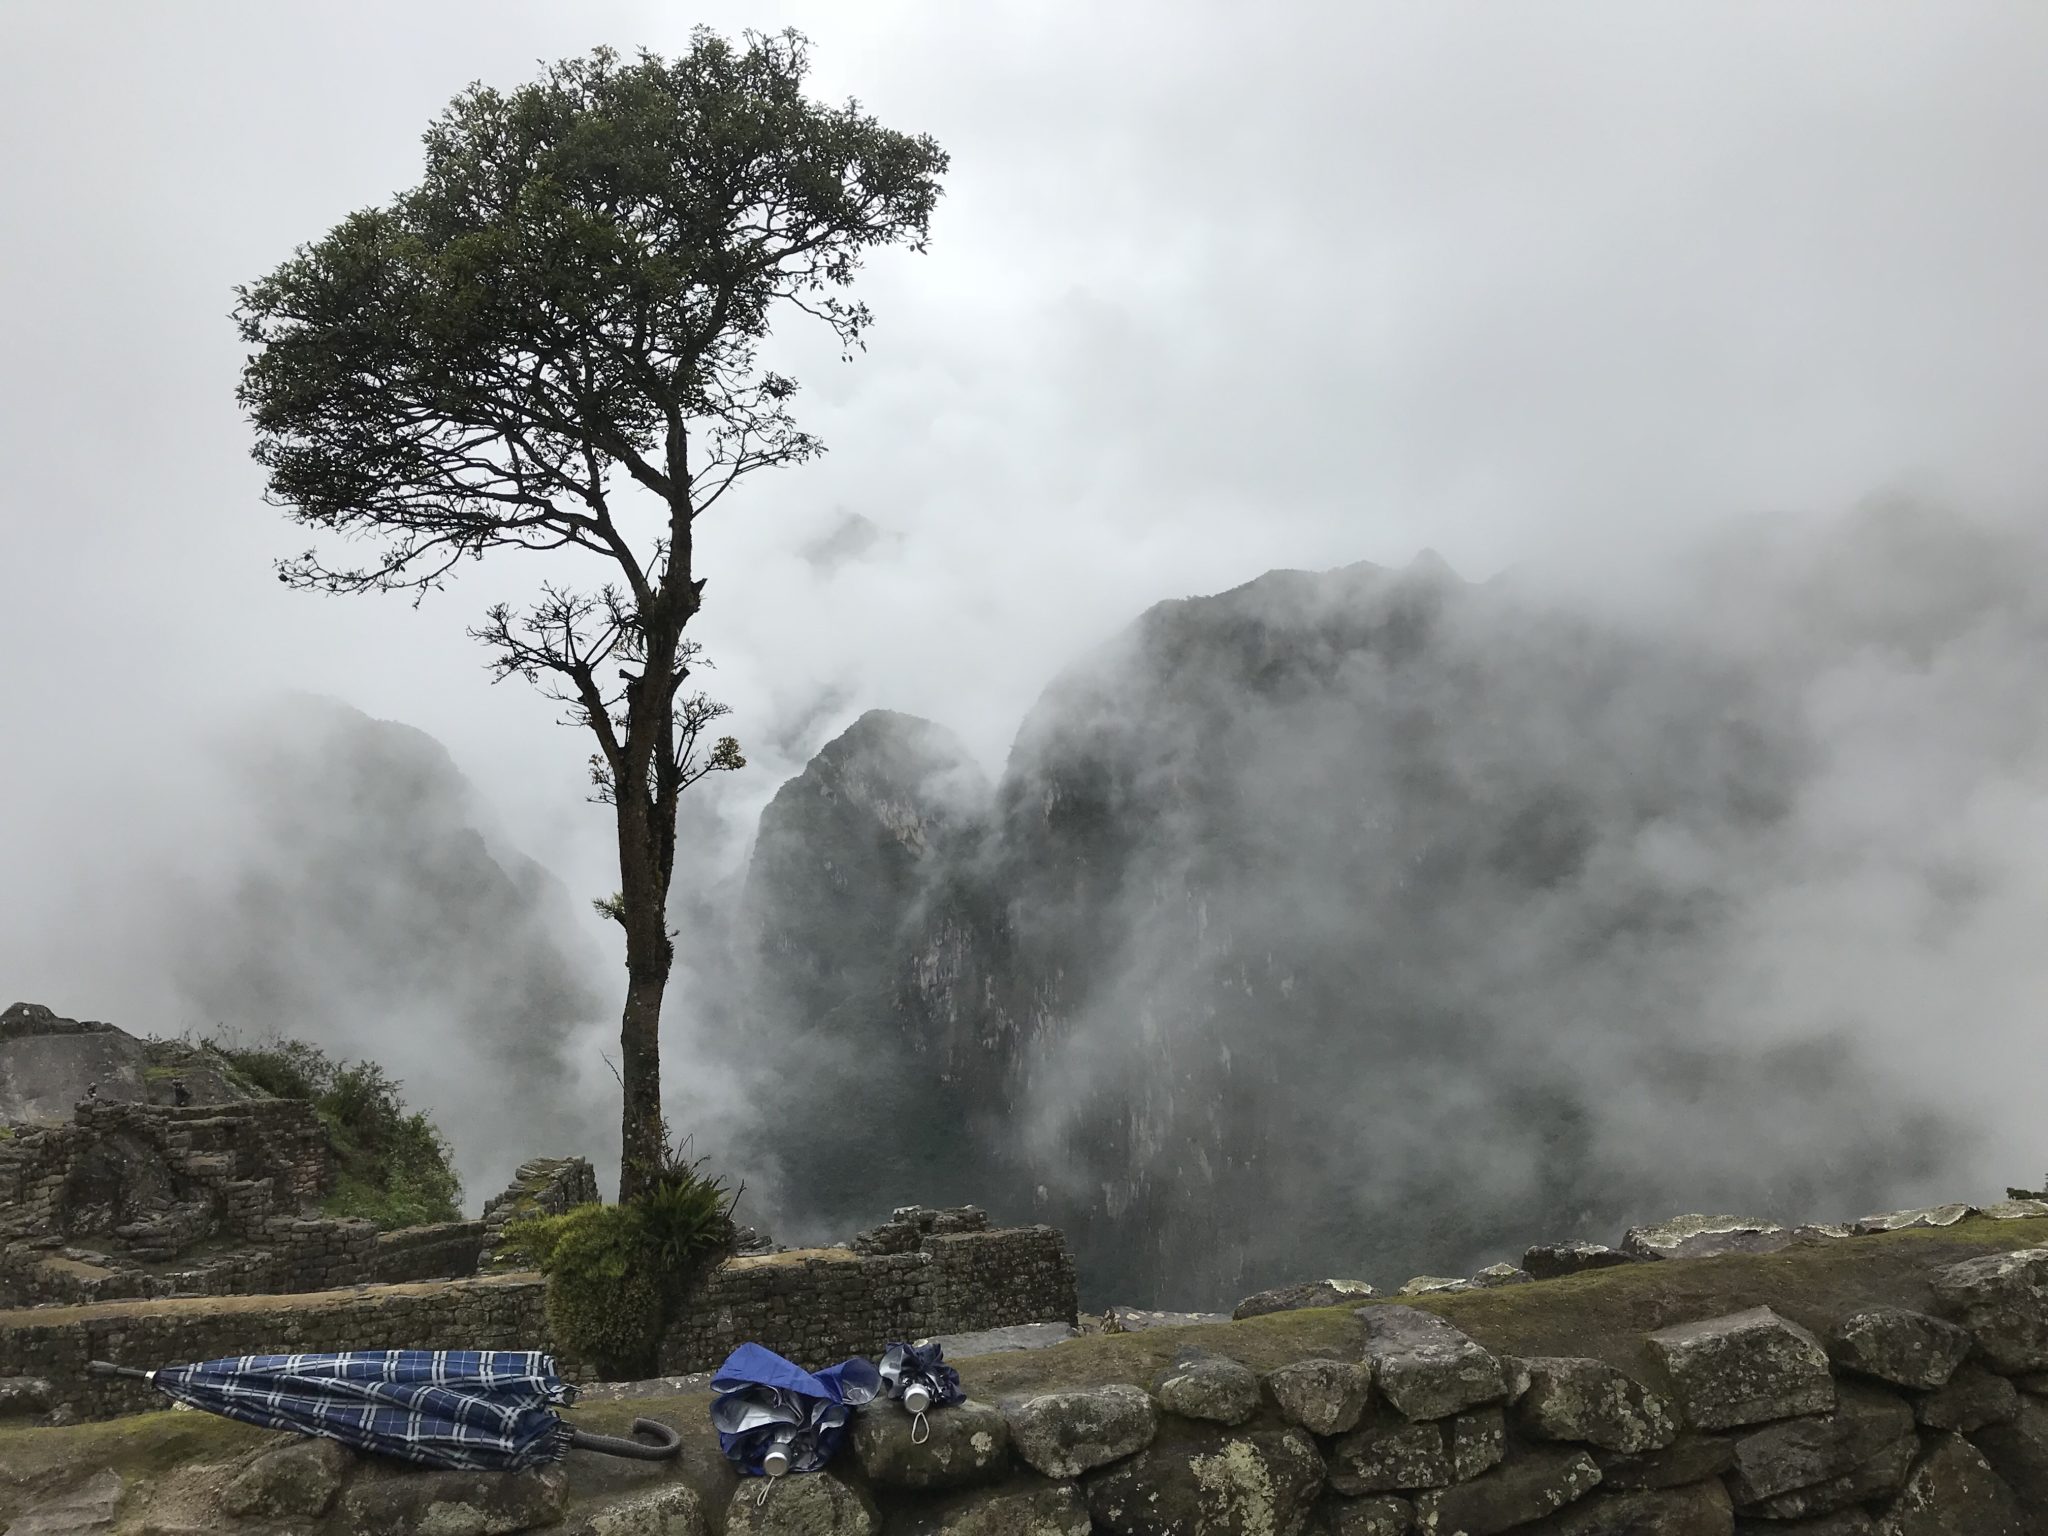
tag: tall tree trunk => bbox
[615,747,674,1203]
[617,948,668,1202]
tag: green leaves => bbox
[235,27,949,595]
[505,1136,738,1378]
[205,1032,463,1228]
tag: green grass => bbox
[953,1215,2048,1404]
[200,1033,461,1228]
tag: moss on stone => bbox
[954,1217,2048,1404]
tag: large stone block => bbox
[1646,1306,1836,1430]
[1515,1357,1679,1453]
[1450,1407,1505,1481]
[1005,1384,1158,1479]
[1525,1478,1732,1535]
[1724,1382,1916,1506]
[572,1485,706,1536]
[5,1470,123,1536]
[1521,1243,1634,1282]
[1915,1362,2019,1433]
[1971,1396,2048,1512]
[850,1397,1009,1489]
[221,1436,353,1519]
[1266,1358,1373,1436]
[1928,1246,2048,1374]
[1736,1436,1914,1521]
[1234,1280,1376,1319]
[1621,1215,1792,1261]
[1354,1306,1505,1421]
[336,1462,568,1536]
[1308,1494,1413,1535]
[1851,1205,1977,1236]
[882,1479,1091,1536]
[1873,1434,2026,1536]
[723,1473,879,1536]
[1083,1427,1325,1536]
[1153,1349,1261,1426]
[1829,1308,1974,1390]
[1326,1416,1451,1495]
[1592,1434,1735,1491]
[1410,1447,1601,1536]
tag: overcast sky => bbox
[4,3,2047,1090]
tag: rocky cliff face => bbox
[727,710,1002,1232]
[728,556,1959,1309]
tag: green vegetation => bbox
[204,1034,462,1228]
[233,30,945,1200]
[503,1131,738,1378]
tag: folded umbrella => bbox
[86,1350,678,1471]
[709,1343,879,1480]
[877,1338,964,1442]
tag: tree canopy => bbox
[235,30,948,1195]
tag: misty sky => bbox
[5,4,2048,1203]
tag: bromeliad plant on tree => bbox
[506,1127,740,1379]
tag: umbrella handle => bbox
[86,1362,155,1382]
[567,1417,682,1461]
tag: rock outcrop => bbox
[0,1002,258,1125]
[717,557,1961,1310]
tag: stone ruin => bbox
[0,1003,622,1308]
[0,1098,349,1306]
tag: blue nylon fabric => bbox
[878,1339,964,1408]
[707,1344,880,1476]
[146,1350,577,1471]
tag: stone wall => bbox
[771,1241,2048,1536]
[0,1217,1078,1421]
[6,1227,2048,1536]
[0,1100,330,1240]
[658,1219,1079,1375]
[0,1099,344,1307]
[477,1156,600,1272]
[0,1274,552,1420]
[369,1220,491,1285]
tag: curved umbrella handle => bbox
[568,1417,683,1461]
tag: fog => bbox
[3,4,2046,1225]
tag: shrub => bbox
[203,1032,463,1228]
[503,1128,738,1379]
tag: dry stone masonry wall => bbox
[0,1273,552,1420]
[731,1239,2048,1536]
[659,1213,1078,1375]
[0,1099,350,1307]
[7,1230,2048,1535]
[0,1104,574,1308]
[478,1157,602,1272]
[0,1212,1078,1423]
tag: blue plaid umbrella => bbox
[87,1351,677,1470]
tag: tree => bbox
[234,31,948,1199]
